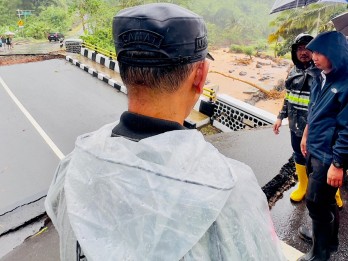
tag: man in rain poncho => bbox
[45,3,286,261]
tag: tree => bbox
[40,5,71,32]
[0,0,21,26]
[71,0,103,32]
[268,4,346,56]
[24,5,72,39]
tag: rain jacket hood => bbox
[46,122,285,261]
[306,31,348,74]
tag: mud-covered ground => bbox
[0,53,65,66]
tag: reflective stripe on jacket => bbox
[278,64,320,137]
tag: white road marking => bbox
[0,77,64,160]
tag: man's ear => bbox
[193,60,209,93]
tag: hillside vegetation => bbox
[0,0,346,56]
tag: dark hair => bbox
[118,51,196,93]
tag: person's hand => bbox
[327,164,344,187]
[301,125,308,157]
[273,119,282,135]
[300,137,307,157]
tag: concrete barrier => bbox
[65,56,127,95]
[81,47,120,73]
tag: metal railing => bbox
[203,86,217,101]
[82,42,117,60]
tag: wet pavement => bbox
[208,129,348,261]
[1,220,59,261]
[0,40,63,55]
[0,58,128,259]
[272,183,348,261]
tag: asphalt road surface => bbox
[0,59,128,257]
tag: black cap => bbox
[113,3,214,67]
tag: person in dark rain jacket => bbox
[299,31,348,261]
[274,33,320,202]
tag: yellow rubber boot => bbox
[290,163,308,202]
[336,189,344,209]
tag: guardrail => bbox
[203,86,217,101]
[82,42,117,60]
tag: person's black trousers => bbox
[305,155,339,259]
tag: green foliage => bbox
[1,0,278,51]
[115,0,192,8]
[40,6,71,32]
[9,0,341,58]
[230,44,255,58]
[87,1,115,33]
[0,0,21,26]
[0,0,73,39]
[81,27,114,52]
[108,0,275,47]
[243,46,254,57]
[206,23,220,46]
[117,0,145,8]
[253,39,269,52]
[18,0,61,12]
[230,44,244,53]
[24,19,50,39]
[269,4,347,56]
[191,0,275,46]
[76,0,117,51]
[23,6,72,39]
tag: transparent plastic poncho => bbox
[46,122,285,261]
